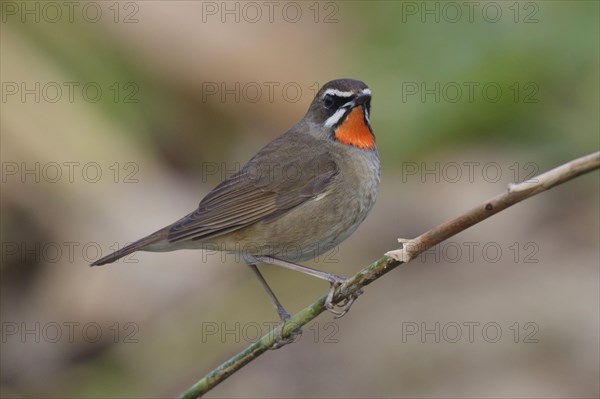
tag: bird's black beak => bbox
[351,92,371,108]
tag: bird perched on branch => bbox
[92,78,380,326]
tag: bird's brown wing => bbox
[167,133,339,243]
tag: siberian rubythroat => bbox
[92,78,380,320]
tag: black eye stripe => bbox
[323,94,352,110]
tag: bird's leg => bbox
[253,256,361,318]
[247,264,301,349]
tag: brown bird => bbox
[92,78,380,323]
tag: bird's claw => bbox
[324,278,363,319]
[270,314,302,350]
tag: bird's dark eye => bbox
[323,95,334,109]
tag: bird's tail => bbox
[90,229,166,266]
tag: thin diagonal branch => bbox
[179,151,600,399]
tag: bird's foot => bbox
[270,312,302,350]
[324,277,363,319]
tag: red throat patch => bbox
[334,107,375,150]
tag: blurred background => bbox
[1,1,598,398]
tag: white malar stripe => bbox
[323,88,354,98]
[364,107,370,124]
[324,108,346,127]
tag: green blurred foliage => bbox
[351,1,599,162]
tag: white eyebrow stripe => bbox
[361,88,371,95]
[323,88,354,98]
[324,108,346,127]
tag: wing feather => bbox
[167,132,339,243]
